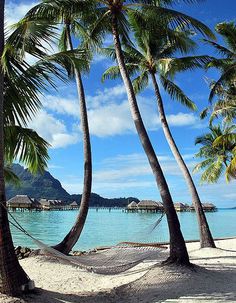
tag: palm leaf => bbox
[160,76,197,110]
[202,39,234,58]
[4,165,21,186]
[133,71,149,94]
[4,126,50,174]
[142,5,214,39]
[199,157,225,183]
[209,64,236,101]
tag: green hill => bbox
[6,164,139,207]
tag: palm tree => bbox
[102,17,215,248]
[24,0,94,254]
[194,124,236,182]
[203,22,236,102]
[0,0,29,295]
[88,0,214,265]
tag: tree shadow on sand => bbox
[22,263,236,303]
[113,263,236,303]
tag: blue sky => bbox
[5,0,236,207]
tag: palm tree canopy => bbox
[2,6,90,175]
[204,22,236,102]
[194,124,236,183]
[102,11,213,111]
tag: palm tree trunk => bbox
[0,1,29,295]
[53,24,92,254]
[150,71,215,248]
[111,15,190,265]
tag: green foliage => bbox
[3,2,91,180]
[102,11,205,111]
[194,124,236,183]
[4,166,21,187]
[204,22,236,102]
[4,126,50,174]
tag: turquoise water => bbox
[10,208,236,251]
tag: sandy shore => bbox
[0,238,236,303]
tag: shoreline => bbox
[1,237,236,303]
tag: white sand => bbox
[0,238,236,303]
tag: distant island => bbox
[6,164,139,208]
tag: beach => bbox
[0,238,235,303]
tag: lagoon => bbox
[10,208,236,251]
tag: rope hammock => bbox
[3,202,168,274]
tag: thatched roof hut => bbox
[70,201,79,209]
[138,200,163,211]
[202,203,217,212]
[7,195,39,209]
[127,201,138,209]
[39,199,65,210]
[174,202,187,212]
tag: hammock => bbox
[4,203,168,275]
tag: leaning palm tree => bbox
[102,16,215,248]
[24,0,95,254]
[0,0,29,295]
[194,123,236,183]
[88,0,214,265]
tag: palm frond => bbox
[142,6,214,39]
[162,55,213,77]
[200,107,209,120]
[102,65,121,82]
[209,64,236,101]
[133,71,149,94]
[226,155,236,181]
[199,157,225,183]
[215,22,236,53]
[4,125,50,174]
[160,76,197,110]
[213,133,236,149]
[202,39,234,58]
[4,165,21,186]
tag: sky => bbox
[5,0,236,207]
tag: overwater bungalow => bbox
[174,202,188,212]
[126,201,138,212]
[189,203,217,212]
[202,203,217,212]
[7,195,41,211]
[39,199,66,210]
[70,201,79,210]
[137,200,164,212]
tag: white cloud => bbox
[28,110,80,148]
[88,100,134,137]
[42,95,79,117]
[5,1,38,27]
[86,84,126,109]
[42,85,204,138]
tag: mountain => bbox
[6,164,70,201]
[6,164,139,207]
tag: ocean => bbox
[10,208,236,251]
